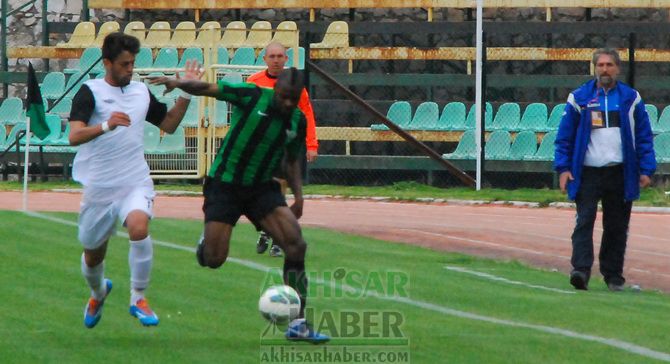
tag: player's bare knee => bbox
[127,224,149,241]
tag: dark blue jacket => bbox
[554,79,656,201]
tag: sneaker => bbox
[129,298,159,326]
[256,232,271,254]
[286,318,330,344]
[269,244,283,257]
[196,234,206,267]
[607,282,625,292]
[84,279,113,329]
[569,270,589,290]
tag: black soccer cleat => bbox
[256,232,271,254]
[569,270,589,290]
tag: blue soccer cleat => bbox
[129,298,159,326]
[286,318,330,344]
[84,279,113,329]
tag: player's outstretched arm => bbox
[148,60,219,98]
[158,60,205,133]
[284,156,304,219]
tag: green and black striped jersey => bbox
[209,81,306,185]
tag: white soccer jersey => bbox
[70,79,167,187]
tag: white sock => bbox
[81,253,106,300]
[129,236,153,305]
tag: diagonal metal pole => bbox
[307,60,476,187]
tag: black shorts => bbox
[202,177,287,228]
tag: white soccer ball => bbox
[258,285,301,323]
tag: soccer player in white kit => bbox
[69,32,203,328]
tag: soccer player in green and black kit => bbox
[149,64,329,343]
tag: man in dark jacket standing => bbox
[554,48,656,292]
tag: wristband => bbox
[101,121,111,133]
[179,91,192,100]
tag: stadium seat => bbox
[0,97,25,126]
[48,97,72,116]
[93,21,120,47]
[243,21,272,49]
[24,114,62,145]
[527,131,557,161]
[194,21,222,48]
[286,47,305,69]
[57,21,95,48]
[146,72,167,96]
[171,21,196,48]
[271,21,298,48]
[220,21,247,49]
[230,47,256,66]
[490,102,520,131]
[216,47,230,64]
[654,133,670,162]
[180,96,201,127]
[311,21,349,49]
[40,72,65,100]
[485,130,512,159]
[65,47,104,75]
[211,100,228,125]
[135,47,154,69]
[124,21,146,43]
[657,106,670,134]
[48,122,71,146]
[222,72,243,84]
[518,103,548,131]
[178,47,204,69]
[5,122,26,147]
[144,21,172,48]
[646,104,659,133]
[371,101,411,130]
[442,129,476,159]
[545,103,565,131]
[0,121,6,147]
[155,126,186,154]
[464,102,493,129]
[509,131,537,160]
[406,102,439,130]
[437,102,467,130]
[255,48,267,66]
[63,72,90,98]
[153,47,179,69]
[143,122,161,153]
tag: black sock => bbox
[283,258,307,318]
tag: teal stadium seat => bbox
[485,130,512,159]
[527,131,557,161]
[0,121,6,147]
[0,97,25,126]
[371,101,411,130]
[135,47,154,69]
[153,48,179,69]
[509,131,538,160]
[286,47,305,69]
[48,97,72,116]
[654,132,670,163]
[490,102,520,131]
[255,48,267,67]
[646,104,659,134]
[180,97,201,127]
[23,114,62,145]
[5,122,26,147]
[442,129,476,159]
[230,47,256,66]
[464,102,493,130]
[144,122,161,153]
[222,72,243,84]
[63,72,90,98]
[65,47,104,74]
[178,47,204,69]
[216,47,230,64]
[656,106,670,134]
[545,104,565,131]
[41,72,65,100]
[518,103,548,132]
[146,72,167,97]
[212,100,228,125]
[155,126,186,154]
[437,102,466,131]
[406,102,439,130]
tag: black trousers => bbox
[571,165,632,285]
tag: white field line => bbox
[25,211,670,363]
[444,266,575,294]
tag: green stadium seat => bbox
[178,47,204,69]
[0,121,6,146]
[646,104,659,133]
[311,21,349,49]
[93,21,120,47]
[654,132,670,162]
[63,72,90,98]
[65,47,104,75]
[48,97,72,116]
[255,48,267,67]
[216,47,230,64]
[144,122,161,153]
[49,122,71,146]
[286,47,305,69]
[509,131,537,160]
[243,21,272,49]
[212,100,228,125]
[180,97,201,127]
[371,101,411,130]
[490,102,520,131]
[437,102,467,131]
[124,21,146,44]
[153,48,179,69]
[40,72,65,100]
[194,21,222,48]
[222,72,243,84]
[443,129,476,159]
[144,21,172,48]
[135,47,154,69]
[464,102,493,129]
[657,106,670,133]
[406,102,439,130]
[171,21,196,48]
[272,21,298,48]
[0,97,25,126]
[57,22,95,48]
[155,126,186,154]
[545,104,565,131]
[527,131,557,161]
[220,21,247,49]
[230,47,256,66]
[518,103,548,131]
[485,130,511,159]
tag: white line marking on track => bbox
[444,266,575,294]
[26,211,670,362]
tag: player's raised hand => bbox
[180,60,204,81]
[108,111,131,129]
[147,74,178,95]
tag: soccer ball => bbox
[258,285,301,323]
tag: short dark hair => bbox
[592,48,621,67]
[275,68,304,97]
[102,32,140,62]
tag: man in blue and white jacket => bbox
[554,48,655,292]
